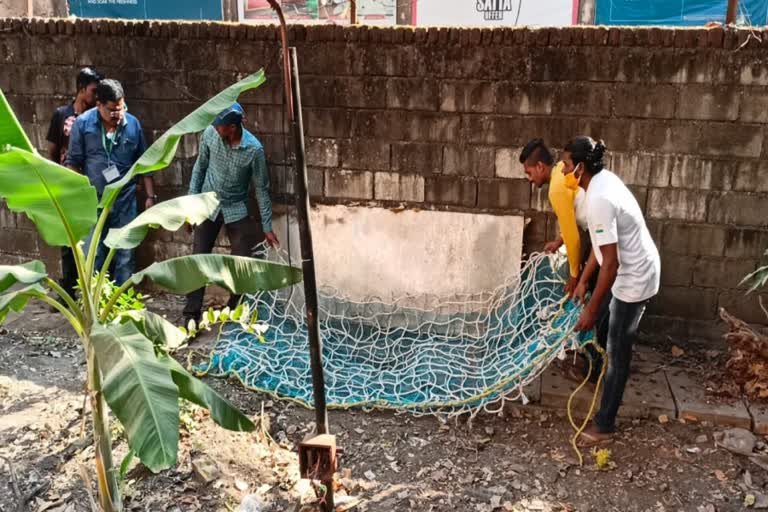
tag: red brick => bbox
[477,179,531,210]
[443,146,495,177]
[425,176,476,207]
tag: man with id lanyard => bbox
[66,79,156,285]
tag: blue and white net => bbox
[195,251,592,416]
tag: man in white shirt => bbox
[566,136,661,446]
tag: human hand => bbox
[574,306,598,332]
[265,231,280,248]
[573,281,588,305]
[145,197,156,210]
[565,276,579,297]
[543,239,563,253]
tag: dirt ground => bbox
[1,297,767,512]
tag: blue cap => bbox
[212,102,244,127]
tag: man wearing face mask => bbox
[182,102,279,328]
[519,139,587,296]
[66,78,156,285]
[566,136,661,446]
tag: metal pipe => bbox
[265,2,334,511]
[290,46,334,512]
[726,0,739,24]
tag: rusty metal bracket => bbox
[299,434,338,482]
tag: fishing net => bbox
[194,250,593,416]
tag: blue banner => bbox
[596,0,768,26]
[68,0,223,21]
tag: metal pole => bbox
[265,2,333,511]
[726,0,739,24]
[288,47,329,437]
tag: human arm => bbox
[135,124,157,210]
[574,197,620,331]
[573,251,598,303]
[252,147,278,247]
[543,238,563,253]
[64,118,84,173]
[46,111,61,162]
[574,243,618,331]
[188,129,210,196]
[549,181,582,280]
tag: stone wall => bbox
[1,18,767,340]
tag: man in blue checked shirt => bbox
[183,102,279,326]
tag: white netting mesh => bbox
[194,250,593,416]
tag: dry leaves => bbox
[720,308,768,400]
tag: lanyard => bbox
[100,121,122,162]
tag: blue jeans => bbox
[593,297,648,433]
[84,196,137,286]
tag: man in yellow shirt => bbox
[519,138,583,295]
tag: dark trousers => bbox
[60,246,79,298]
[593,297,648,433]
[183,215,256,319]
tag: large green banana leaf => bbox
[104,193,219,250]
[91,322,180,473]
[129,254,302,295]
[100,70,267,209]
[0,261,47,294]
[0,284,47,325]
[159,355,255,432]
[119,309,188,350]
[0,89,34,152]
[0,147,98,246]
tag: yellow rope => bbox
[567,340,607,465]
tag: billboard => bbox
[414,0,577,26]
[595,0,768,26]
[238,0,396,25]
[68,0,223,20]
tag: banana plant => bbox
[0,71,303,511]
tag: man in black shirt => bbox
[46,67,102,300]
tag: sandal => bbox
[576,425,613,448]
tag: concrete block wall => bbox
[0,18,767,340]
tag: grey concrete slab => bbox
[666,368,751,429]
[540,365,676,419]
